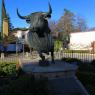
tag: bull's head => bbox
[17,2,52,29]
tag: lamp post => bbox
[22,41,24,58]
[20,39,24,58]
[16,40,18,57]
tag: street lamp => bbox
[16,39,19,57]
[18,38,25,58]
[21,40,24,58]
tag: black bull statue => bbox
[17,3,55,63]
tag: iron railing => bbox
[0,51,95,63]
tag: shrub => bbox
[63,50,90,53]
[0,61,21,77]
[78,63,95,72]
[54,40,63,51]
[77,62,95,95]
[91,60,95,66]
[61,57,68,61]
[61,57,82,64]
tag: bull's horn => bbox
[17,9,29,19]
[48,2,52,14]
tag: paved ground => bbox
[20,60,89,95]
[49,77,90,95]
[21,60,78,73]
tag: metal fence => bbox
[54,51,95,62]
[0,51,95,63]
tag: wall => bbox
[69,31,95,50]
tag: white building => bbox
[14,30,95,51]
[69,31,95,50]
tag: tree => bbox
[54,9,88,49]
[49,20,57,32]
[49,20,59,39]
[7,14,14,32]
[75,16,88,32]
[57,9,75,33]
[56,9,75,44]
[49,9,88,49]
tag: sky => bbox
[0,0,95,28]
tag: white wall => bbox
[69,31,95,50]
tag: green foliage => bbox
[54,40,63,51]
[63,50,90,53]
[61,57,82,63]
[0,62,17,76]
[12,28,28,32]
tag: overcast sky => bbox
[0,0,95,28]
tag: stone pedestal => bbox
[21,59,78,79]
[39,60,50,66]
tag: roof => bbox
[71,30,95,34]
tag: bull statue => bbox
[17,2,55,64]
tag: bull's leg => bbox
[51,50,55,64]
[39,52,50,66]
[39,53,45,61]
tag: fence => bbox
[0,51,95,63]
[54,51,95,62]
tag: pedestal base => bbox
[39,60,50,66]
[21,60,78,79]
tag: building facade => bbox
[69,31,95,50]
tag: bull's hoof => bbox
[39,60,50,66]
